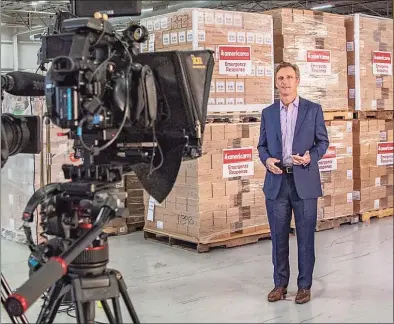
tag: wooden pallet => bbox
[143,226,271,253]
[359,207,393,223]
[354,110,393,120]
[206,111,261,123]
[315,215,360,232]
[323,111,353,121]
[127,221,145,233]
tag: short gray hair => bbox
[274,62,300,79]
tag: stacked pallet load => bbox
[139,8,274,116]
[346,14,393,222]
[123,173,147,232]
[143,122,270,252]
[264,8,349,114]
[352,119,393,222]
[346,14,393,111]
[316,121,358,230]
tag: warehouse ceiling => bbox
[1,0,392,36]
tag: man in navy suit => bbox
[257,62,329,304]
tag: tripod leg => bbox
[114,271,141,324]
[36,280,66,324]
[111,297,123,323]
[74,302,96,324]
[100,300,117,324]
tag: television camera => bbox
[1,0,214,323]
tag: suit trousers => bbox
[265,173,317,290]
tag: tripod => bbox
[4,187,141,324]
[36,268,139,324]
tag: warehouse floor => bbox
[1,217,393,323]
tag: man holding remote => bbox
[257,62,329,304]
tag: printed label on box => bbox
[205,12,214,25]
[376,77,383,87]
[346,41,354,52]
[347,146,353,156]
[236,97,244,105]
[226,97,235,105]
[156,220,164,229]
[178,31,186,43]
[163,33,170,46]
[146,20,153,32]
[380,131,387,141]
[236,80,245,92]
[146,196,156,221]
[318,146,337,171]
[255,33,264,44]
[307,50,331,75]
[154,19,161,31]
[223,147,254,178]
[161,17,168,29]
[237,32,246,43]
[208,97,215,105]
[247,32,255,44]
[216,98,225,105]
[170,32,178,44]
[198,30,205,42]
[233,15,242,27]
[375,177,381,187]
[347,65,355,76]
[346,121,352,133]
[187,30,194,42]
[377,142,394,166]
[148,42,154,52]
[226,80,235,92]
[216,80,225,92]
[218,45,252,76]
[372,51,392,75]
[265,66,273,77]
[349,88,355,99]
[228,31,236,43]
[256,66,265,77]
[225,13,233,25]
[264,35,272,45]
[374,199,380,209]
[353,191,361,201]
[347,169,353,180]
[215,13,224,25]
[347,193,353,203]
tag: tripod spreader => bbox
[5,194,119,317]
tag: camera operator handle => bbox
[4,257,66,317]
[5,204,116,317]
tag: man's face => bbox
[275,66,300,98]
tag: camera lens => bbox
[52,56,75,73]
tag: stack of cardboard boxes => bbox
[144,122,269,243]
[346,14,393,111]
[353,119,393,213]
[318,121,354,220]
[264,8,348,111]
[139,8,274,112]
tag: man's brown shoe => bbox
[268,287,287,302]
[295,289,311,304]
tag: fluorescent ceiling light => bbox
[311,4,333,10]
[30,1,38,5]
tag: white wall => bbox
[1,28,42,72]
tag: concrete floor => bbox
[1,217,393,323]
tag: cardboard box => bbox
[143,123,270,243]
[318,121,354,219]
[264,8,349,111]
[353,119,393,213]
[346,14,393,111]
[140,8,274,114]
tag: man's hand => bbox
[266,157,283,174]
[292,151,311,166]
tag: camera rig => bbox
[2,0,215,323]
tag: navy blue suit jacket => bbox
[257,97,329,200]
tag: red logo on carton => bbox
[322,146,337,159]
[307,50,331,63]
[377,142,394,154]
[373,51,392,64]
[223,148,253,164]
[219,46,251,61]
